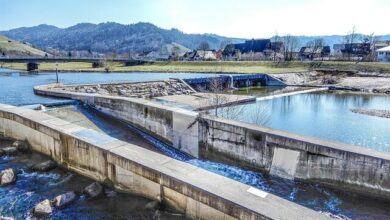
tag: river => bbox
[1,69,390,219]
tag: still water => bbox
[217,91,390,152]
[0,70,218,106]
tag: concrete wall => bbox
[34,84,390,198]
[0,104,328,220]
[34,85,199,157]
[199,115,390,198]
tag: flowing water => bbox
[1,69,390,219]
[0,140,185,220]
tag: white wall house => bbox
[376,46,390,62]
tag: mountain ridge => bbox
[0,22,243,54]
[1,22,390,54]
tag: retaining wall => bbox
[0,104,328,220]
[199,116,390,198]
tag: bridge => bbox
[0,57,147,71]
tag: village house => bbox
[299,46,331,60]
[374,40,390,50]
[223,39,284,60]
[333,43,371,60]
[376,46,390,62]
[182,50,217,61]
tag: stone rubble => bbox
[31,160,57,172]
[271,71,390,94]
[1,147,18,155]
[0,216,15,220]
[53,191,77,208]
[351,108,390,119]
[12,140,30,152]
[83,182,104,198]
[0,168,16,186]
[33,199,52,216]
[62,80,195,99]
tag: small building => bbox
[226,39,271,54]
[299,46,331,60]
[374,41,390,50]
[182,50,217,61]
[213,49,224,60]
[27,62,39,71]
[223,39,284,60]
[333,43,371,59]
[376,46,390,62]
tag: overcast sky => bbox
[1,0,389,38]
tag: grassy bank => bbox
[2,61,390,74]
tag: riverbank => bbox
[271,71,390,94]
[2,61,390,74]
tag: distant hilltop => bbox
[0,22,243,54]
[0,35,48,57]
[1,22,390,55]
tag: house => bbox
[333,43,371,59]
[376,46,390,62]
[224,39,270,55]
[223,39,284,60]
[374,41,390,50]
[213,49,223,60]
[182,50,217,61]
[299,46,330,60]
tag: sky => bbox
[1,0,389,38]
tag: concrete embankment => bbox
[34,83,390,198]
[0,104,329,220]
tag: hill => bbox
[2,22,390,54]
[0,23,243,54]
[0,35,47,57]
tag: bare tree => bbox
[197,78,244,120]
[363,33,380,62]
[271,32,282,61]
[250,104,270,126]
[172,45,181,61]
[198,41,210,51]
[344,26,358,60]
[305,38,325,60]
[282,35,300,61]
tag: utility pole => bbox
[55,62,59,83]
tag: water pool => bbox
[216,91,390,152]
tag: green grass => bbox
[0,35,46,57]
[2,61,390,74]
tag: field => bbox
[0,35,47,57]
[2,61,390,74]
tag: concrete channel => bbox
[33,81,390,200]
[0,104,329,220]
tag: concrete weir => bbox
[0,104,329,220]
[33,82,390,199]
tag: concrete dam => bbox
[1,73,389,219]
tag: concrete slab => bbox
[155,93,256,110]
[71,129,118,147]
